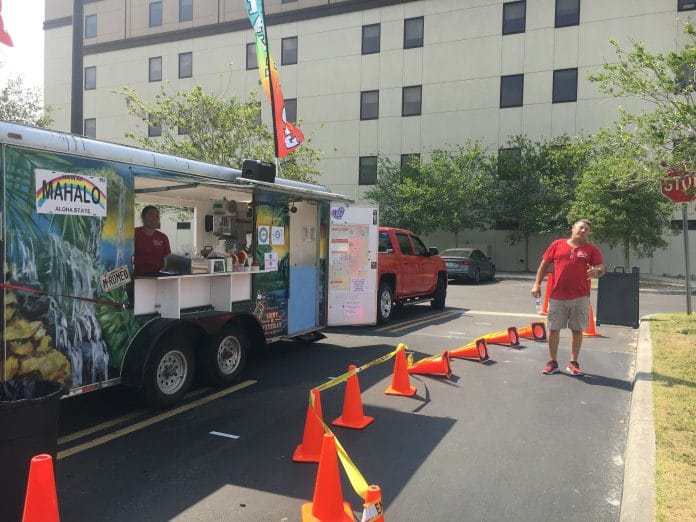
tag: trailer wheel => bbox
[377,282,395,324]
[202,325,248,387]
[143,335,195,408]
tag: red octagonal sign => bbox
[661,171,696,203]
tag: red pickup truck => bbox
[377,227,447,323]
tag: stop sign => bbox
[661,171,696,202]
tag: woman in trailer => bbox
[134,205,171,274]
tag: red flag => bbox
[0,0,14,47]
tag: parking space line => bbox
[466,310,541,319]
[57,380,256,460]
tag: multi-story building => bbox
[43,0,696,274]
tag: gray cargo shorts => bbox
[547,296,590,331]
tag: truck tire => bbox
[377,282,395,324]
[202,325,248,387]
[431,275,447,309]
[143,335,195,408]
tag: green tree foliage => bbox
[570,142,673,269]
[494,135,591,270]
[588,22,696,174]
[117,86,321,182]
[420,143,496,246]
[0,72,52,127]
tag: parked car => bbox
[377,227,447,324]
[441,248,495,283]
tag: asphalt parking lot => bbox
[54,279,689,521]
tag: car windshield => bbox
[441,249,472,257]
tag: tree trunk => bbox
[623,239,630,271]
[524,233,530,272]
[454,230,459,247]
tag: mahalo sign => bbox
[661,170,696,202]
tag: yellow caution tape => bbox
[305,343,409,499]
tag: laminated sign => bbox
[35,169,107,217]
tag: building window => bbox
[401,154,420,178]
[360,90,379,120]
[678,0,696,10]
[285,99,297,123]
[359,156,378,185]
[84,14,97,38]
[84,118,96,138]
[84,66,96,90]
[552,68,578,103]
[402,85,422,116]
[498,147,521,178]
[282,0,298,3]
[362,24,380,54]
[281,37,298,65]
[179,0,193,22]
[246,43,258,70]
[148,115,161,137]
[500,74,523,107]
[404,17,424,49]
[149,2,162,27]
[149,57,162,82]
[179,52,192,78]
[555,0,580,28]
[503,1,526,35]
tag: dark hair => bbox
[141,205,159,219]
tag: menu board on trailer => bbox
[327,204,378,326]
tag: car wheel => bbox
[144,334,195,408]
[202,325,248,387]
[431,275,447,309]
[377,282,394,324]
[490,266,496,281]
[473,269,481,284]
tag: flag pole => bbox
[261,2,280,160]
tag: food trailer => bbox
[0,122,378,407]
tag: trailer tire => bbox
[143,335,195,408]
[202,325,248,387]
[377,282,395,324]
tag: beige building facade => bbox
[43,0,696,274]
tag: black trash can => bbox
[0,380,63,522]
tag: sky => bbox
[0,0,45,90]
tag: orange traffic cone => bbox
[385,344,416,396]
[294,388,325,463]
[518,322,547,341]
[22,454,60,522]
[449,338,489,362]
[482,327,520,348]
[361,484,385,522]
[408,351,452,379]
[332,365,374,429]
[540,272,554,315]
[300,433,354,522]
[583,304,602,337]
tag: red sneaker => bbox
[541,360,559,375]
[566,361,584,376]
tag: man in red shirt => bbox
[135,205,171,274]
[531,219,605,376]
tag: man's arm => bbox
[531,259,551,298]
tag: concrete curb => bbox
[619,317,656,522]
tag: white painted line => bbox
[210,431,240,439]
[466,310,539,319]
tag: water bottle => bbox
[535,296,542,313]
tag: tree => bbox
[494,135,591,270]
[588,22,696,175]
[420,143,496,246]
[117,86,321,183]
[0,71,52,127]
[569,142,673,269]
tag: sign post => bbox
[661,171,695,315]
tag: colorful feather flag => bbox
[0,0,14,47]
[245,0,303,158]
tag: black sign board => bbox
[596,267,640,329]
